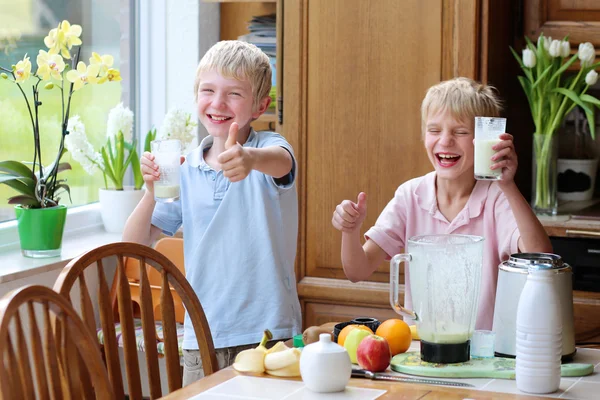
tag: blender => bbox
[390,234,484,363]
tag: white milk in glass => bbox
[474,117,506,180]
[151,139,181,203]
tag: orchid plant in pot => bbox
[0,20,121,257]
[512,34,600,216]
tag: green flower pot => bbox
[14,205,67,258]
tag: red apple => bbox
[356,334,391,372]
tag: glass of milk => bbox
[151,139,182,202]
[474,117,506,180]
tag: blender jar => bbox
[390,234,484,363]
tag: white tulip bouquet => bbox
[511,34,600,214]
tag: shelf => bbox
[203,0,276,3]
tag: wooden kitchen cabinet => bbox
[279,0,518,328]
[524,0,600,48]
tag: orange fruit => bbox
[337,324,373,346]
[375,319,412,356]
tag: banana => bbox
[266,361,301,377]
[264,347,301,371]
[233,329,273,373]
[266,341,289,355]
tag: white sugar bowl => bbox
[300,333,352,392]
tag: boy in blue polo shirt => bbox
[122,41,301,386]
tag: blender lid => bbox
[501,252,570,273]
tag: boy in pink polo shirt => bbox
[332,77,552,330]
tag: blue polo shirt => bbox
[151,130,302,349]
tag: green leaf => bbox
[3,178,36,197]
[0,175,19,184]
[548,53,578,85]
[581,94,600,108]
[115,131,125,184]
[0,161,35,180]
[130,148,144,190]
[106,137,116,169]
[144,128,156,153]
[8,195,40,207]
[55,183,72,203]
[101,147,118,188]
[552,87,594,115]
[56,162,72,174]
[584,108,596,140]
[531,64,553,90]
[518,76,535,117]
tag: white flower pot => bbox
[557,158,599,202]
[99,187,145,233]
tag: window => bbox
[0,0,132,223]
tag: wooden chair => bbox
[53,242,218,400]
[0,285,115,400]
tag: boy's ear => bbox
[253,96,272,118]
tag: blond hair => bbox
[194,41,272,109]
[421,77,502,134]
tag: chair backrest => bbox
[0,285,115,400]
[53,242,218,400]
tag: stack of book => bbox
[239,14,277,109]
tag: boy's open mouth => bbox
[208,114,233,122]
[435,152,461,167]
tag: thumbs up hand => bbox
[224,121,239,150]
[217,122,253,182]
[332,192,368,233]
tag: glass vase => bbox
[531,133,558,216]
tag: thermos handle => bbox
[390,253,419,321]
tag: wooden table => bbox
[160,367,558,400]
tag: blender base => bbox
[421,340,470,364]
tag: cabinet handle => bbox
[566,229,600,238]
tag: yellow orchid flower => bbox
[66,61,99,91]
[14,55,32,83]
[90,52,114,76]
[44,20,82,59]
[98,68,122,84]
[60,20,83,49]
[36,50,65,81]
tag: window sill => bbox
[0,225,122,284]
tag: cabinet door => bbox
[525,0,600,47]
[282,0,480,283]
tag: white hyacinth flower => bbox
[586,70,598,86]
[578,42,596,67]
[106,102,134,142]
[158,108,198,149]
[560,40,570,58]
[548,40,562,57]
[523,49,537,68]
[65,115,103,175]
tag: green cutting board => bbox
[391,351,594,379]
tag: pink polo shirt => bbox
[365,171,520,330]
